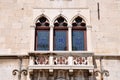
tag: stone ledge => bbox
[29,51,94,56]
[94,53,120,57]
[28,65,94,70]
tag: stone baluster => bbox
[87,56,93,66]
[68,55,73,66]
[29,56,34,65]
[49,55,53,65]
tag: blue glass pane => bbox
[54,31,66,50]
[72,31,84,50]
[37,31,49,50]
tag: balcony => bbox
[28,51,94,70]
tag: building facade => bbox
[0,0,120,80]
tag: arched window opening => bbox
[72,16,86,27]
[36,16,50,27]
[35,16,50,51]
[53,16,68,51]
[72,16,87,51]
[54,16,68,27]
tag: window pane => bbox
[54,31,67,50]
[72,31,84,50]
[37,31,49,50]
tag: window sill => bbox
[29,51,94,56]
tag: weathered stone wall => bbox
[0,58,28,80]
[0,0,120,80]
[102,57,120,80]
[0,0,120,55]
[94,57,120,80]
[89,0,120,54]
[0,59,18,80]
[0,0,33,55]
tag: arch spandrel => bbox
[53,14,68,27]
[34,14,51,27]
[70,14,88,26]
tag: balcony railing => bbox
[28,51,94,70]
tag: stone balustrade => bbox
[28,51,94,70]
[33,55,88,65]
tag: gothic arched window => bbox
[35,16,50,50]
[53,16,68,50]
[72,16,87,51]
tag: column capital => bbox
[68,26,72,28]
[86,25,92,29]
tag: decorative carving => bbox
[94,69,109,80]
[54,56,68,65]
[94,57,109,80]
[12,69,27,76]
[12,57,27,80]
[73,56,87,65]
[72,16,86,27]
[54,16,68,27]
[12,69,27,80]
[35,55,49,65]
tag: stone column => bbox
[27,70,33,80]
[30,25,35,51]
[89,70,94,80]
[49,54,54,80]
[68,27,72,51]
[50,26,54,51]
[88,56,93,66]
[68,56,73,66]
[86,25,93,52]
[49,55,53,65]
[29,56,34,65]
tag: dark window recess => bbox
[37,31,49,50]
[53,16,68,50]
[72,16,87,50]
[72,31,84,50]
[54,30,67,50]
[35,16,50,51]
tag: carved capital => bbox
[12,69,28,76]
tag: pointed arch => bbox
[53,14,68,23]
[71,14,87,51]
[35,14,50,27]
[35,14,50,51]
[71,15,86,27]
[53,14,68,27]
[53,14,68,51]
[34,14,50,26]
[70,14,87,25]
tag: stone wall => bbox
[94,56,120,80]
[0,58,28,80]
[89,0,120,54]
[0,0,120,55]
[0,0,120,80]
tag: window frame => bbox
[35,26,50,51]
[53,26,68,51]
[72,26,87,51]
